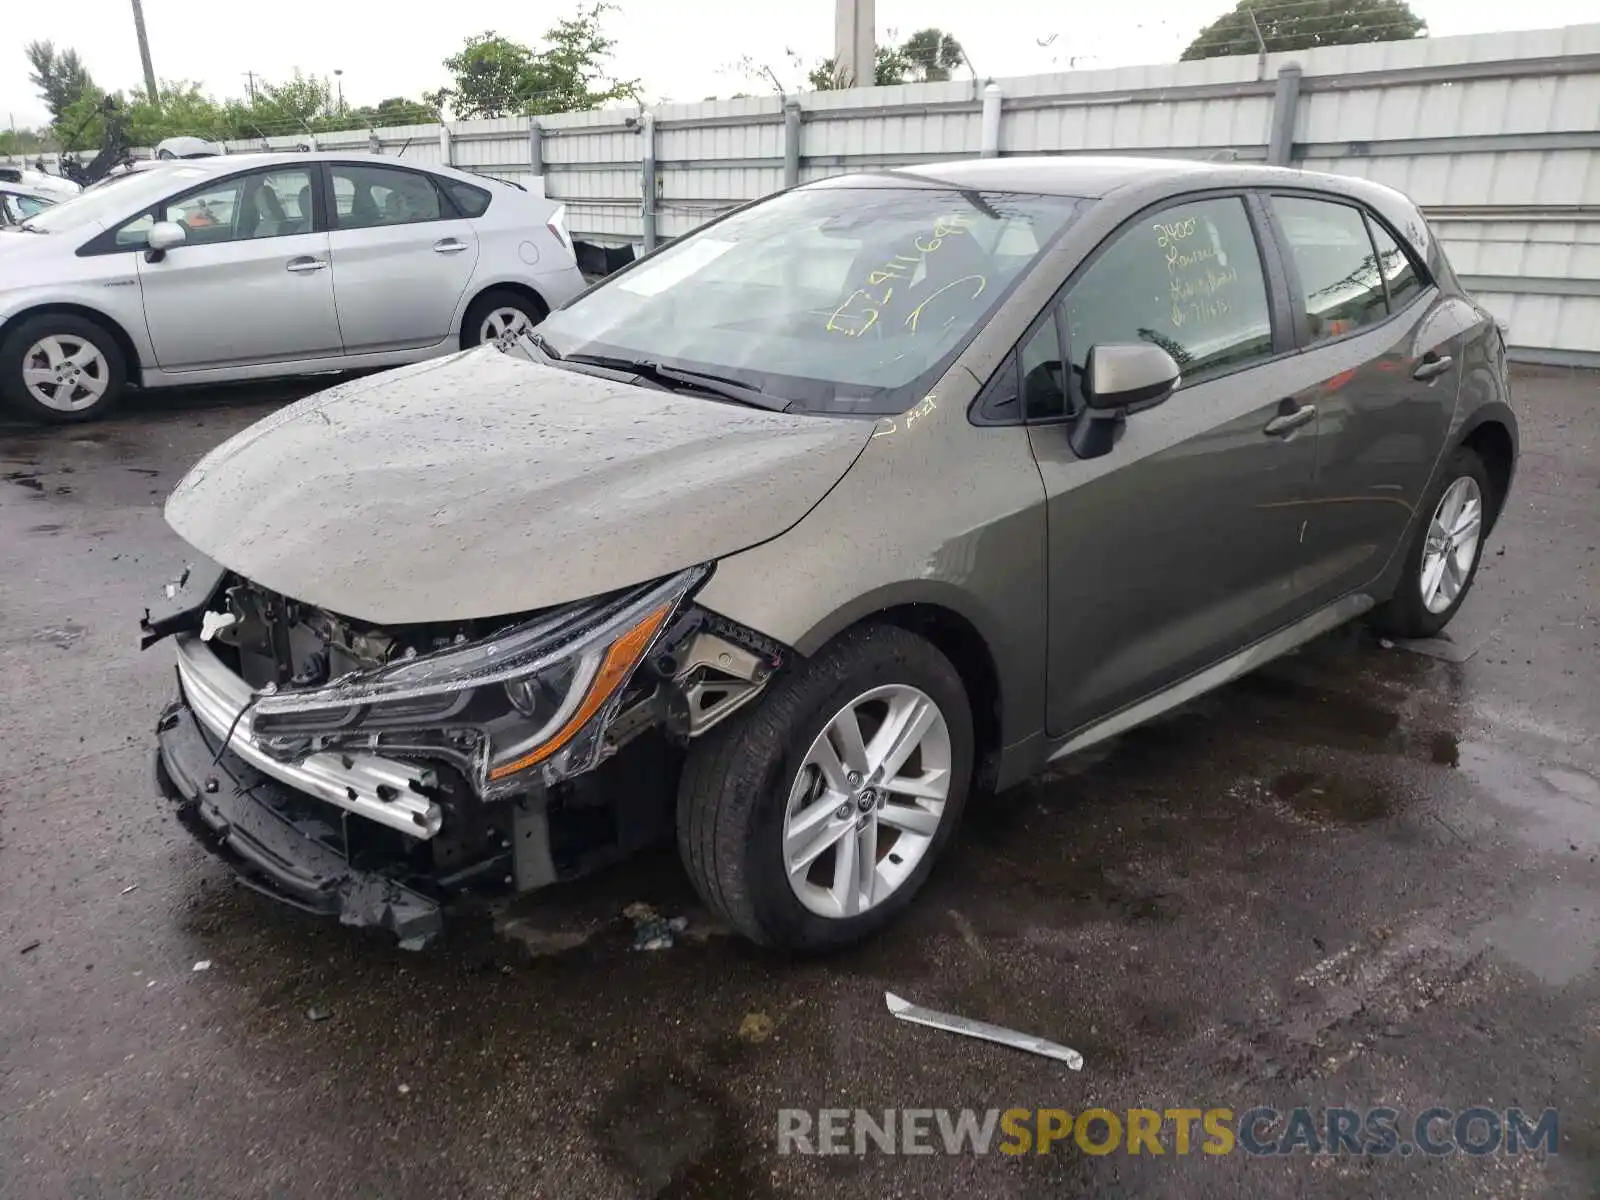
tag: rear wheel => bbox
[1371,446,1493,639]
[677,624,974,950]
[0,314,126,423]
[461,289,547,351]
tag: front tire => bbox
[677,624,974,950]
[1371,446,1494,639]
[0,315,126,423]
[461,289,547,351]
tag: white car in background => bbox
[0,151,585,421]
[0,165,81,201]
[0,182,58,227]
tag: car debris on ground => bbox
[885,991,1084,1069]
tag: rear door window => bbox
[1270,196,1390,343]
[1367,218,1423,313]
[1062,195,1273,406]
[329,164,445,230]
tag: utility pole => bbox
[130,0,158,102]
[834,0,875,88]
[243,71,258,103]
[334,69,345,115]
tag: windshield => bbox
[538,185,1084,415]
[20,164,201,233]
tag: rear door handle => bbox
[433,239,468,254]
[1264,403,1317,437]
[1413,353,1453,381]
[286,257,327,273]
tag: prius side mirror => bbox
[145,220,186,263]
[1070,342,1181,460]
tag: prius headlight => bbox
[250,568,704,797]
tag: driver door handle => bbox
[433,238,469,254]
[285,257,327,273]
[1264,402,1317,437]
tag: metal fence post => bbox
[641,110,657,252]
[783,99,802,187]
[1267,63,1302,166]
[980,82,1003,158]
[439,122,453,167]
[528,118,543,182]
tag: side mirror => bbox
[145,220,186,262]
[1070,342,1181,460]
[1084,342,1180,412]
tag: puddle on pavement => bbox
[593,1071,773,1199]
[1269,768,1393,822]
[1472,884,1600,987]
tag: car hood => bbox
[164,349,872,624]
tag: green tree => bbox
[900,28,966,82]
[806,44,912,90]
[440,4,639,119]
[25,41,96,123]
[803,27,967,90]
[441,33,541,118]
[1181,0,1425,60]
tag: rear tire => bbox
[0,314,126,423]
[1370,446,1494,639]
[461,289,548,351]
[677,624,974,951]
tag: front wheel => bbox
[460,289,547,351]
[677,624,974,950]
[0,315,126,423]
[1371,445,1494,639]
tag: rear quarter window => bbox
[444,180,491,218]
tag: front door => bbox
[132,165,340,370]
[323,162,479,353]
[1028,193,1320,737]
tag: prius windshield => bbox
[538,185,1084,415]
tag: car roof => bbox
[885,155,1226,197]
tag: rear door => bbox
[1261,192,1475,609]
[130,164,340,370]
[1022,192,1322,736]
[323,162,479,353]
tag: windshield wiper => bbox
[562,353,786,411]
[520,329,562,359]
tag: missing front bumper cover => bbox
[156,699,445,948]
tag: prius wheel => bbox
[1371,446,1493,639]
[677,624,973,950]
[462,289,547,351]
[0,315,126,423]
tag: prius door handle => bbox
[1264,402,1317,437]
[286,257,328,273]
[433,239,469,254]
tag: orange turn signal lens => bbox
[486,601,673,780]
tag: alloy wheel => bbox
[480,307,535,348]
[21,335,110,413]
[1420,475,1484,614]
[782,684,952,919]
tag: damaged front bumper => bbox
[156,697,446,947]
[146,558,784,949]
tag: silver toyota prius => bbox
[144,156,1517,951]
[0,151,585,422]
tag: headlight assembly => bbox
[250,567,705,797]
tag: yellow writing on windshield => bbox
[826,212,977,337]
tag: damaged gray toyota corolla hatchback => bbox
[146,157,1517,950]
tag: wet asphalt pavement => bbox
[1,369,1596,1199]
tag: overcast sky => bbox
[4,0,1594,130]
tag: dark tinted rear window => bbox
[445,180,491,218]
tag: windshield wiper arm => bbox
[563,354,785,411]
